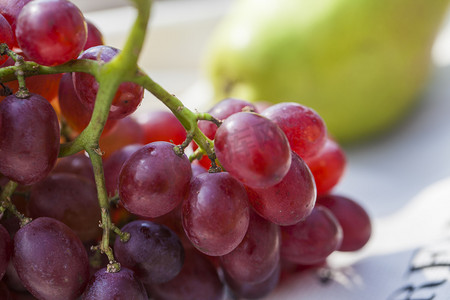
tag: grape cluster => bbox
[0,0,372,299]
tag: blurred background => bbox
[72,0,450,298]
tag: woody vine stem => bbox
[0,0,217,272]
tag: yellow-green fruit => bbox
[205,0,450,143]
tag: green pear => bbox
[205,0,450,143]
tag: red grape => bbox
[13,217,90,300]
[16,0,87,66]
[0,14,13,64]
[73,46,144,120]
[119,142,192,218]
[114,220,185,284]
[58,72,117,135]
[305,138,347,195]
[246,151,316,226]
[82,267,148,300]
[197,98,256,145]
[138,110,187,145]
[281,206,343,265]
[84,20,104,50]
[103,144,142,197]
[214,112,291,188]
[146,248,224,300]
[182,172,250,256]
[99,116,144,158]
[0,0,32,47]
[262,102,327,160]
[220,209,280,284]
[0,224,12,280]
[28,173,101,242]
[0,93,60,185]
[316,194,372,251]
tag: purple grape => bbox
[225,262,281,299]
[281,206,343,265]
[73,45,144,120]
[52,152,95,182]
[28,173,101,242]
[0,224,12,281]
[119,142,192,218]
[103,144,142,197]
[13,217,90,300]
[246,151,316,226]
[190,163,207,177]
[220,209,280,284]
[82,267,148,300]
[182,172,250,256]
[114,220,185,285]
[214,112,291,188]
[146,248,224,300]
[0,93,60,185]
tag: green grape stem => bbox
[0,0,218,271]
[0,181,32,227]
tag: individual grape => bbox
[0,0,32,47]
[73,46,144,120]
[225,262,280,299]
[182,172,250,256]
[0,51,62,103]
[58,72,117,135]
[82,267,148,300]
[214,112,291,188]
[84,20,104,50]
[16,0,87,66]
[99,116,144,158]
[0,224,12,280]
[0,14,14,65]
[119,142,192,218]
[220,209,280,284]
[197,98,256,144]
[262,102,327,160]
[146,248,224,300]
[103,144,142,197]
[13,217,90,300]
[137,110,187,145]
[281,206,343,265]
[246,151,316,226]
[114,220,185,285]
[28,173,101,242]
[316,194,372,251]
[52,151,95,182]
[305,138,347,195]
[0,93,60,185]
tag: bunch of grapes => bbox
[0,0,372,299]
